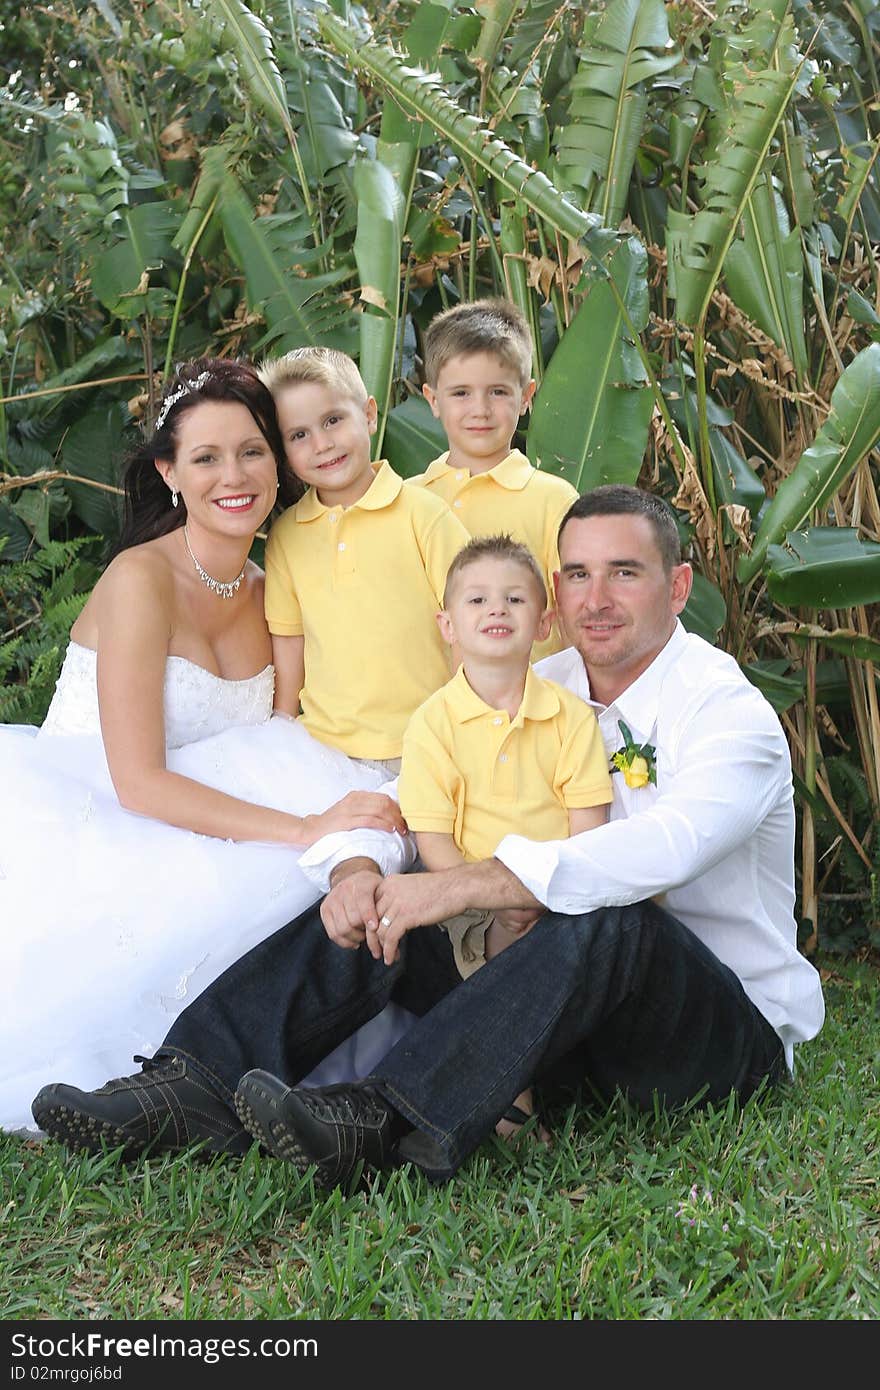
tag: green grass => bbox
[3,955,878,1320]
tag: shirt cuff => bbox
[298,828,416,892]
[493,834,559,907]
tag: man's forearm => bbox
[376,857,541,931]
[454,858,543,913]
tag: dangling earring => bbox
[171,490,179,508]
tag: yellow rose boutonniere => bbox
[610,719,657,790]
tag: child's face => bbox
[422,351,535,472]
[439,556,551,662]
[275,380,377,506]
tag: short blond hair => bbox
[258,346,368,405]
[443,534,547,609]
[423,298,533,388]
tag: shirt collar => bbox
[294,460,401,521]
[447,663,561,725]
[590,620,688,742]
[423,449,534,491]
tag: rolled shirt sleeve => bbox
[297,775,416,891]
[496,689,791,913]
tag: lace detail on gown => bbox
[0,643,412,1133]
[40,641,275,747]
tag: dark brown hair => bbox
[558,486,682,572]
[113,358,301,555]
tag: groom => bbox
[34,487,825,1181]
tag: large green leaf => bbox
[0,505,34,562]
[353,158,406,440]
[383,395,448,479]
[725,173,808,382]
[199,0,295,142]
[789,626,880,663]
[61,402,129,537]
[680,569,727,643]
[2,338,133,420]
[555,0,679,225]
[766,527,880,607]
[217,169,354,350]
[666,6,801,329]
[739,343,880,580]
[89,203,181,316]
[317,9,617,260]
[742,660,804,713]
[526,237,652,489]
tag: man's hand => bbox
[372,870,467,965]
[320,859,384,949]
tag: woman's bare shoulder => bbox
[103,537,177,592]
[77,538,177,642]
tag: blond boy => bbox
[397,535,612,1134]
[413,299,578,660]
[260,348,469,764]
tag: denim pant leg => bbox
[373,900,785,1179]
[159,904,461,1105]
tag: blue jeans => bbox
[161,899,784,1180]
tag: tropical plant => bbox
[1,0,879,950]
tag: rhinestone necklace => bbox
[183,526,247,599]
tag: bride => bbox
[0,358,408,1135]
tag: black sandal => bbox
[502,1103,535,1127]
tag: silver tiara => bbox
[155,370,212,432]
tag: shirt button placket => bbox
[494,728,515,800]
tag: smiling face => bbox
[555,513,692,703]
[422,351,535,474]
[155,399,280,539]
[274,380,377,507]
[439,555,551,664]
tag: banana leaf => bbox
[0,505,32,562]
[788,626,880,664]
[317,9,616,260]
[555,0,678,225]
[725,173,808,382]
[472,0,520,69]
[383,395,449,480]
[765,527,880,607]
[353,159,405,436]
[680,569,727,644]
[742,660,804,713]
[526,237,652,489]
[89,203,181,316]
[217,170,354,350]
[201,0,295,143]
[60,402,128,537]
[739,342,880,581]
[667,18,801,329]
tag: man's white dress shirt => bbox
[301,622,825,1069]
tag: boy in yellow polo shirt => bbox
[260,348,469,766]
[397,534,612,1136]
[413,298,578,661]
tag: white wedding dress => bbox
[0,643,409,1134]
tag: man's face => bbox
[554,514,692,695]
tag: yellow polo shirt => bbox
[265,461,469,758]
[409,449,578,660]
[399,664,612,861]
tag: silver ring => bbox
[379,914,392,928]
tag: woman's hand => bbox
[296,791,407,846]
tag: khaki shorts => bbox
[439,908,495,979]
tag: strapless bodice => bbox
[39,642,274,748]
